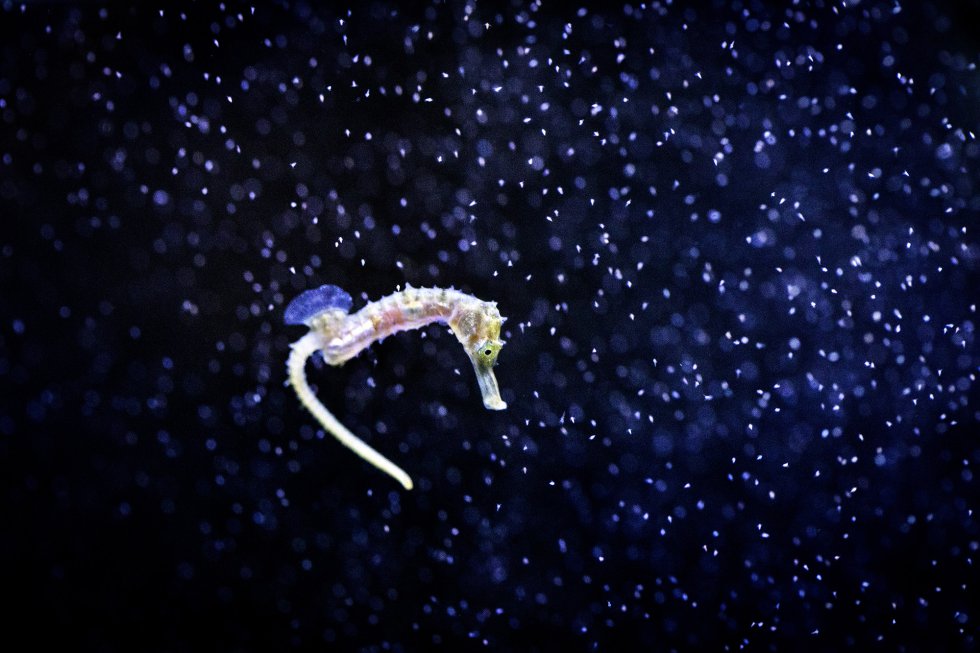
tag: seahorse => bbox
[285,283,507,490]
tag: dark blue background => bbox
[2,1,978,650]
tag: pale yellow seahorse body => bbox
[286,285,507,490]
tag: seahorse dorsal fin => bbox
[284,284,353,325]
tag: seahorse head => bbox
[449,300,507,410]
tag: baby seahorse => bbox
[285,283,507,490]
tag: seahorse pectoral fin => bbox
[468,355,507,410]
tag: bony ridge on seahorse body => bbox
[285,283,507,490]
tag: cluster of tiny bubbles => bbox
[1,1,978,650]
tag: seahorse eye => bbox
[476,340,500,367]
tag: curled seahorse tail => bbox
[287,332,414,490]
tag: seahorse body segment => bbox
[285,284,507,490]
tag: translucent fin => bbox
[284,284,354,325]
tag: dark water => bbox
[3,1,978,650]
